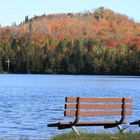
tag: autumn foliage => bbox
[0,7,140,74]
[0,7,140,47]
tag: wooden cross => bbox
[6,58,11,71]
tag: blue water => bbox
[0,74,140,139]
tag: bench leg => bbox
[117,124,129,133]
[117,125,123,133]
[72,126,80,136]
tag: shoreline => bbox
[1,72,140,77]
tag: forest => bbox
[0,7,140,75]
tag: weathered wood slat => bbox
[59,121,125,125]
[48,120,126,127]
[66,97,133,103]
[65,104,132,109]
[64,110,132,116]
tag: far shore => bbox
[1,72,140,77]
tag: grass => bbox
[51,132,140,140]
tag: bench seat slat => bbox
[59,121,125,125]
[48,121,126,127]
[65,104,132,109]
[65,110,132,116]
[66,97,133,103]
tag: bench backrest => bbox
[65,97,132,117]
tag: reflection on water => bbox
[0,74,140,139]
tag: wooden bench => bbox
[48,97,133,135]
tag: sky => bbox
[0,0,139,27]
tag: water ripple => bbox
[0,74,140,139]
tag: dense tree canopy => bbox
[0,7,140,75]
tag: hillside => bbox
[0,7,140,74]
[1,7,140,45]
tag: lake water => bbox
[0,74,140,139]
